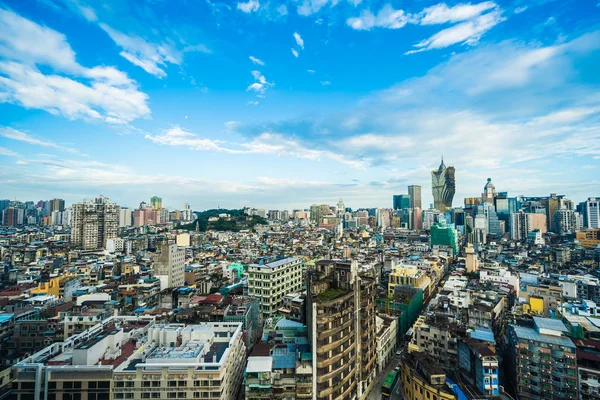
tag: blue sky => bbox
[0,0,599,211]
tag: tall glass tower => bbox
[431,157,456,213]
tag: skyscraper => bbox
[71,196,119,250]
[153,243,185,288]
[150,196,162,209]
[481,178,497,204]
[392,194,411,210]
[119,207,132,227]
[431,157,455,213]
[408,185,422,209]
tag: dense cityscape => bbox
[0,158,598,400]
[1,0,599,399]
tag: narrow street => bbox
[366,354,403,400]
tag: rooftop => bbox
[246,356,273,373]
[250,257,300,269]
[512,325,575,348]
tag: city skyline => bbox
[1,0,599,209]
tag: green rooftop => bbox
[317,288,348,302]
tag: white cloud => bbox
[0,146,18,157]
[346,4,411,30]
[247,70,273,96]
[291,48,299,58]
[514,6,528,14]
[0,10,150,124]
[237,0,260,13]
[0,126,79,153]
[297,0,332,16]
[0,61,149,124]
[293,32,305,49]
[346,1,505,53]
[307,69,316,73]
[246,100,259,105]
[321,81,331,86]
[99,23,184,78]
[406,9,505,54]
[419,2,497,25]
[277,4,288,15]
[249,56,265,66]
[145,126,235,152]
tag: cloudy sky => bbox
[0,0,599,211]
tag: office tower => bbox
[477,202,502,235]
[393,194,411,210]
[0,199,9,214]
[508,318,578,400]
[583,197,599,228]
[306,260,377,400]
[150,195,162,209]
[542,193,566,231]
[181,202,193,222]
[431,157,456,212]
[481,178,497,204]
[119,207,132,227]
[1,207,25,226]
[71,197,119,250]
[429,220,458,256]
[408,185,422,210]
[248,257,303,318]
[495,191,509,221]
[153,243,185,288]
[413,207,423,230]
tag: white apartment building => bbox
[247,257,303,318]
[153,244,186,289]
[112,323,246,400]
[13,318,245,400]
[119,207,133,227]
[479,267,520,296]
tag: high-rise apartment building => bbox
[247,257,303,318]
[554,208,578,234]
[153,243,185,288]
[119,207,132,227]
[508,317,578,400]
[181,202,193,222]
[431,158,456,213]
[306,260,377,400]
[408,185,422,210]
[48,198,65,213]
[1,207,24,226]
[71,197,119,249]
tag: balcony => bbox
[317,343,355,368]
